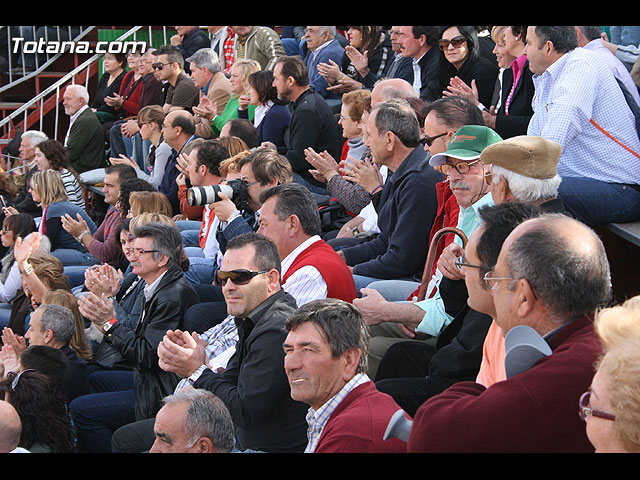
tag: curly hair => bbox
[0,370,77,453]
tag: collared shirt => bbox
[416,192,495,336]
[304,373,369,453]
[582,39,640,105]
[310,39,333,62]
[280,235,328,306]
[412,52,426,94]
[527,47,640,184]
[64,104,89,147]
[505,54,528,115]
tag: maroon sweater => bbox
[407,315,601,453]
[314,381,407,453]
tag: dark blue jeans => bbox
[558,177,640,226]
[69,370,135,453]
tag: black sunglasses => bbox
[216,269,269,286]
[420,132,448,147]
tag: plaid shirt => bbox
[174,316,239,391]
[304,373,370,453]
[223,27,236,73]
[527,47,640,185]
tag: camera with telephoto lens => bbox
[186,179,250,211]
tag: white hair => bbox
[491,164,562,203]
[67,84,89,104]
[21,130,48,148]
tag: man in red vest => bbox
[258,183,358,306]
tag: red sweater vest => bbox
[282,239,358,303]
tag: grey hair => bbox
[162,389,234,453]
[285,298,370,374]
[131,221,184,271]
[38,304,76,345]
[505,214,612,323]
[318,26,337,38]
[491,164,562,203]
[187,48,222,75]
[21,130,48,148]
[259,183,322,237]
[67,84,89,104]
[372,98,421,148]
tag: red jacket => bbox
[407,315,601,453]
[409,179,460,300]
[314,381,407,453]
[282,239,358,303]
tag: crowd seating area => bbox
[0,25,639,455]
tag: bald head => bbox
[501,214,611,324]
[0,400,22,453]
[371,78,418,106]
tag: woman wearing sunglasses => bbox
[424,26,499,109]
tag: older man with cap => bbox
[354,125,502,378]
[484,135,566,213]
[471,135,570,388]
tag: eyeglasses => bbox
[440,159,480,176]
[151,62,171,70]
[132,248,159,256]
[439,35,467,51]
[483,271,514,290]
[579,391,616,422]
[455,256,482,271]
[11,369,35,391]
[216,269,269,286]
[421,132,448,147]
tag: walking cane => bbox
[416,227,468,301]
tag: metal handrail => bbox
[0,26,95,93]
[0,26,147,144]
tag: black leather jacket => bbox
[103,266,199,420]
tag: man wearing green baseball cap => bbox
[428,124,503,211]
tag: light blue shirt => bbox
[414,192,494,336]
[527,47,640,185]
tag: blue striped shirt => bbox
[527,47,640,185]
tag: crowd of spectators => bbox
[0,25,639,454]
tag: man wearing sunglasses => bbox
[152,45,200,114]
[156,233,308,453]
[407,213,611,453]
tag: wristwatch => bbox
[102,318,118,333]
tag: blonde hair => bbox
[491,26,508,43]
[129,191,173,218]
[231,59,261,94]
[594,296,640,453]
[30,169,68,206]
[219,150,252,179]
[42,289,93,362]
[218,136,250,157]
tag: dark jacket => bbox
[193,289,309,453]
[342,147,443,280]
[278,88,342,189]
[493,60,535,139]
[103,266,199,421]
[66,107,106,173]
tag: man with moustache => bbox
[354,124,501,378]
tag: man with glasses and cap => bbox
[354,124,501,378]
